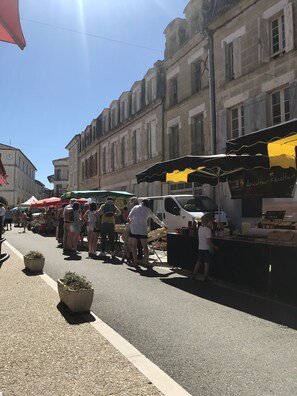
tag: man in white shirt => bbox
[128,199,166,267]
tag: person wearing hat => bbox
[128,199,166,267]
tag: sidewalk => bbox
[0,242,185,396]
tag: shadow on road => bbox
[161,277,297,330]
[127,266,175,278]
[57,302,96,325]
[64,255,82,261]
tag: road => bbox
[4,227,297,396]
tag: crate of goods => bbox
[148,227,167,242]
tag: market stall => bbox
[137,119,297,304]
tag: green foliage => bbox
[62,271,92,291]
[25,250,44,259]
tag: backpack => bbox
[103,201,115,217]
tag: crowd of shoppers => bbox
[55,195,167,265]
[0,195,168,267]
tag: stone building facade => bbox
[48,157,69,197]
[64,0,297,226]
[0,143,37,207]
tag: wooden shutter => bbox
[217,109,227,151]
[254,93,267,131]
[258,16,270,63]
[284,2,294,53]
[233,37,242,79]
[244,98,254,135]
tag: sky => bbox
[0,0,189,189]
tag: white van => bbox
[139,194,228,232]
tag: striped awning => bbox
[226,119,297,169]
[136,154,279,185]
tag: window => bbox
[103,115,109,133]
[146,78,153,104]
[169,125,179,159]
[170,77,178,106]
[271,14,285,57]
[121,101,126,122]
[132,89,141,113]
[56,169,61,181]
[230,105,245,139]
[223,32,243,80]
[271,87,290,125]
[191,114,204,155]
[260,2,294,62]
[111,108,117,128]
[192,61,202,93]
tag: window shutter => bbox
[284,2,294,52]
[254,93,267,130]
[151,120,157,157]
[217,109,227,151]
[289,81,297,119]
[244,98,254,134]
[223,41,231,80]
[233,37,242,79]
[258,16,270,63]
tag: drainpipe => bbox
[205,27,217,203]
[206,28,217,155]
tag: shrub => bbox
[62,271,92,291]
[25,250,44,259]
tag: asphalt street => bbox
[4,226,297,396]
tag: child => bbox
[192,213,218,281]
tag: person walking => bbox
[128,199,166,267]
[69,202,81,254]
[63,198,76,253]
[98,197,121,258]
[21,209,29,233]
[129,196,143,260]
[4,207,13,231]
[192,213,218,282]
[85,202,98,257]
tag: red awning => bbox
[0,0,26,50]
[31,197,88,208]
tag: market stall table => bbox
[167,231,297,305]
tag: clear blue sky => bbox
[0,0,189,189]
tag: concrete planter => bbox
[57,279,94,313]
[24,256,45,273]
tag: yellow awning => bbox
[268,134,297,169]
[166,166,207,182]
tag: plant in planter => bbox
[23,250,45,273]
[57,271,94,313]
